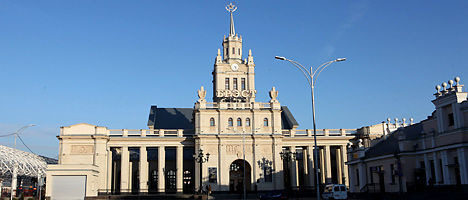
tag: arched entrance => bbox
[229,159,251,193]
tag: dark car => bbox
[259,189,288,200]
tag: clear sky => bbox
[1,1,467,158]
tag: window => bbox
[263,118,268,126]
[246,118,250,126]
[448,113,454,126]
[356,169,360,186]
[241,78,245,90]
[226,48,228,55]
[232,47,235,54]
[238,48,240,55]
[369,167,374,183]
[430,160,435,179]
[233,78,238,90]
[390,164,395,184]
[228,118,233,126]
[225,78,230,90]
[264,166,272,182]
[439,159,444,183]
[167,170,176,189]
[237,118,242,126]
[183,170,192,186]
[210,118,215,126]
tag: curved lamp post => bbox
[11,124,35,200]
[193,149,210,195]
[275,56,345,200]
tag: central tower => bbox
[212,3,256,103]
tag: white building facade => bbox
[46,4,355,199]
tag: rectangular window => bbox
[439,159,444,183]
[225,78,229,90]
[226,48,228,55]
[448,113,454,126]
[430,160,435,179]
[264,167,272,182]
[241,78,245,90]
[390,164,395,184]
[233,78,238,90]
[369,167,374,184]
[238,48,240,55]
[232,47,235,54]
[356,169,360,186]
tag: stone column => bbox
[341,145,349,186]
[320,148,325,184]
[457,147,468,184]
[302,147,309,187]
[423,153,431,181]
[441,151,451,184]
[273,140,284,190]
[140,146,148,193]
[121,146,130,193]
[290,146,298,188]
[433,152,441,184]
[306,146,315,188]
[107,147,113,194]
[336,148,343,184]
[176,146,184,193]
[158,146,165,193]
[324,145,332,183]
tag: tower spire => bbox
[226,3,237,36]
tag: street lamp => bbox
[279,149,297,192]
[11,124,35,200]
[193,149,210,195]
[275,56,345,200]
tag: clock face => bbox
[231,64,239,71]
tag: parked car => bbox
[322,184,348,200]
[259,189,288,200]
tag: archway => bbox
[229,159,251,193]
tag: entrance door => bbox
[378,172,385,193]
[229,159,251,193]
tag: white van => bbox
[322,184,348,200]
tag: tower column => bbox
[341,145,349,186]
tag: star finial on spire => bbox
[226,3,237,37]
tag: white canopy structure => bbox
[0,145,55,180]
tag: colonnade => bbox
[107,146,192,194]
[284,145,349,188]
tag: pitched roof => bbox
[364,123,423,159]
[147,105,300,130]
[281,106,299,129]
[147,106,194,129]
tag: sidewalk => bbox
[209,193,316,200]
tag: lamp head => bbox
[334,58,346,62]
[275,56,287,61]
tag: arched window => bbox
[210,118,215,126]
[237,118,242,126]
[264,118,269,126]
[246,118,251,126]
[183,170,192,186]
[167,170,176,189]
[228,118,233,126]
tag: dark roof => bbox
[147,106,194,129]
[281,106,299,129]
[147,105,299,130]
[364,123,423,159]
